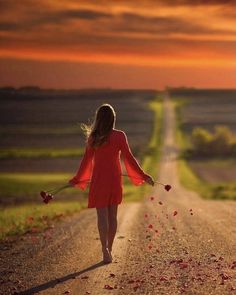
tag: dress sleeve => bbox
[68,143,95,190]
[120,131,149,185]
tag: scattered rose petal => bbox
[160,276,168,281]
[148,224,153,229]
[30,227,38,233]
[219,280,224,285]
[104,284,114,290]
[179,262,188,269]
[27,216,34,222]
[218,256,223,261]
[128,279,135,284]
[150,264,154,268]
[220,273,229,280]
[133,284,140,291]
[31,236,38,243]
[231,261,236,269]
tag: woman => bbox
[68,103,154,263]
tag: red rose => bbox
[164,184,171,191]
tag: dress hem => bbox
[88,201,122,209]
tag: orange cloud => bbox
[0,0,235,88]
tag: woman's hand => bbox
[145,174,155,186]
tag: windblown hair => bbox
[81,104,116,148]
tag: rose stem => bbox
[47,184,71,194]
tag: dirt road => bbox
[1,94,235,295]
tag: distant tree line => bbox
[190,125,236,157]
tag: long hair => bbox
[81,104,116,148]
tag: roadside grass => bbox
[0,172,88,239]
[0,125,82,135]
[173,98,236,201]
[0,173,86,205]
[0,201,86,240]
[0,95,163,239]
[123,96,164,201]
[0,148,84,159]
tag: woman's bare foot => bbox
[102,248,112,264]
[108,247,113,261]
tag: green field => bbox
[0,147,85,159]
[170,89,236,201]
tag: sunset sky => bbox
[0,0,235,89]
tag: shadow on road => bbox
[17,261,105,295]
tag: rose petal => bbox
[133,284,140,291]
[164,185,171,191]
[230,287,236,291]
[40,191,47,199]
[179,262,188,269]
[173,210,178,216]
[220,273,229,280]
[104,284,114,290]
[160,276,168,281]
[128,279,135,284]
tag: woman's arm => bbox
[68,143,95,190]
[120,132,154,186]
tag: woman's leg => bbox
[96,207,109,249]
[96,207,111,262]
[107,205,118,253]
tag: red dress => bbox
[68,129,149,208]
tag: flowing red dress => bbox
[68,129,149,208]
